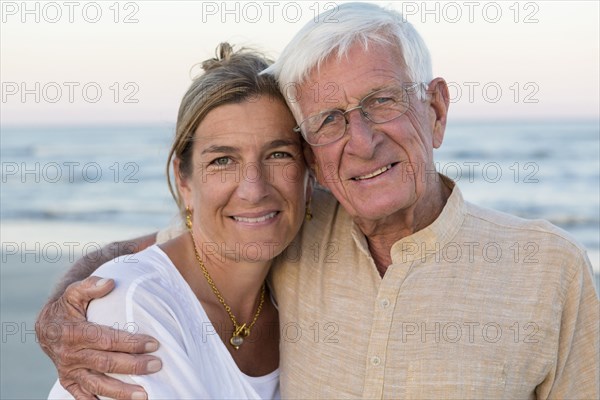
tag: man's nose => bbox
[343,108,377,159]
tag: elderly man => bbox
[37,3,598,399]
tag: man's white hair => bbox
[263,2,433,118]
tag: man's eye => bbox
[373,96,395,105]
[316,112,342,132]
[322,113,337,125]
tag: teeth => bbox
[354,164,392,180]
[232,211,277,223]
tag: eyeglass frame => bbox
[293,82,429,147]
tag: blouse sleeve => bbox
[86,264,212,400]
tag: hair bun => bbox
[201,42,235,72]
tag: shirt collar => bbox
[349,174,466,265]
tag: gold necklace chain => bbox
[188,230,265,350]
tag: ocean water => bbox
[2,121,599,249]
[1,125,176,230]
[1,120,599,398]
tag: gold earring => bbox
[313,164,320,178]
[185,207,193,230]
[305,198,313,221]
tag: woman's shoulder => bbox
[94,244,174,286]
[88,245,189,325]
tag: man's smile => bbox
[351,162,399,181]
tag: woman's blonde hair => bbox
[167,43,286,215]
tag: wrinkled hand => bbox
[36,276,162,400]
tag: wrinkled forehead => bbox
[290,42,408,121]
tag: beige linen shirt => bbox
[269,178,599,399]
[158,177,599,399]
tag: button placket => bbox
[380,298,390,308]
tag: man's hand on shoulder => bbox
[37,276,162,400]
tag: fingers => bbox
[40,277,160,400]
[63,277,115,315]
[76,369,148,400]
[68,322,159,354]
[39,279,160,355]
[56,350,160,399]
[62,381,97,400]
[74,348,162,375]
[41,320,161,376]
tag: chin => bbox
[353,200,412,222]
[235,238,288,263]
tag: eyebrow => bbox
[265,139,299,149]
[201,139,298,155]
[307,84,397,116]
[201,145,238,155]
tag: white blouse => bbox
[48,245,280,400]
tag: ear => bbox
[174,157,193,210]
[427,77,450,149]
[302,142,324,186]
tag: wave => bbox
[2,206,174,222]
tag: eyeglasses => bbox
[293,83,425,147]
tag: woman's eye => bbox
[269,152,291,159]
[211,157,231,166]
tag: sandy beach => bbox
[1,255,62,399]
[1,220,160,399]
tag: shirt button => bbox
[371,356,381,366]
[380,298,390,308]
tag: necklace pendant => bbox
[233,323,249,338]
[240,326,250,337]
[231,323,249,350]
[230,335,244,350]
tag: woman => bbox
[49,43,310,399]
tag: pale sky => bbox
[1,0,599,126]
